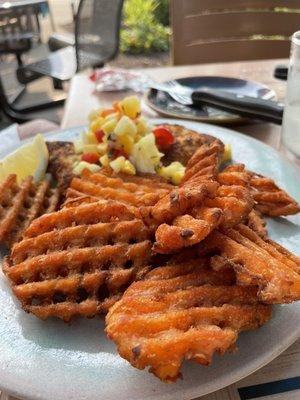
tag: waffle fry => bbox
[181,140,222,184]
[106,259,271,382]
[0,174,60,249]
[67,169,172,207]
[201,224,300,303]
[246,209,267,238]
[152,162,253,253]
[219,164,300,217]
[3,200,153,321]
[249,171,300,216]
[153,208,222,254]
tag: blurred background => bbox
[0,0,171,128]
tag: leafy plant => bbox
[154,0,170,26]
[121,0,170,54]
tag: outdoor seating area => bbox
[0,1,300,400]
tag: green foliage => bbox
[121,0,170,54]
[154,0,170,26]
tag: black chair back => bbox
[74,0,124,71]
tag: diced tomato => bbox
[101,108,116,118]
[81,152,99,164]
[94,129,105,143]
[89,71,98,82]
[112,148,128,159]
[153,126,174,150]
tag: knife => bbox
[149,84,284,124]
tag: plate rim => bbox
[0,120,299,400]
[146,75,276,124]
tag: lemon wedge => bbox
[0,134,49,184]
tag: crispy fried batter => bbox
[46,141,79,193]
[161,124,224,167]
[201,224,300,303]
[0,174,60,249]
[106,259,271,382]
[3,201,153,321]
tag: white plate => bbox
[1,120,300,400]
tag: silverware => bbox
[149,82,284,124]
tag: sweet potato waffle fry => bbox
[246,209,267,238]
[0,174,60,249]
[106,259,271,382]
[181,140,222,184]
[66,169,172,207]
[152,155,254,254]
[3,200,153,322]
[219,164,300,217]
[201,224,300,303]
[249,170,300,216]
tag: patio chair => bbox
[1,0,124,123]
[0,7,36,66]
[170,0,300,65]
[17,0,124,85]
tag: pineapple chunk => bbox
[88,108,103,122]
[136,117,149,136]
[120,96,141,119]
[83,130,98,145]
[158,161,185,185]
[73,161,101,175]
[222,144,232,163]
[90,117,105,133]
[102,118,118,135]
[74,138,84,154]
[122,160,136,175]
[99,154,110,167]
[97,143,108,155]
[130,133,163,174]
[104,112,119,122]
[115,116,137,137]
[117,134,134,155]
[110,156,126,173]
[83,144,99,154]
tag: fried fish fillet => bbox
[46,141,79,193]
[158,124,224,166]
[3,201,153,321]
[0,174,60,249]
[106,259,271,382]
[201,224,300,303]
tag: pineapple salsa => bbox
[73,96,186,185]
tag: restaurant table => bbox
[61,58,288,151]
[1,58,300,400]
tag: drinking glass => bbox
[281,31,300,160]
